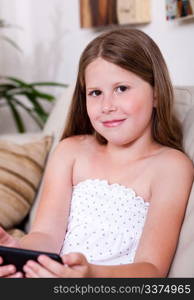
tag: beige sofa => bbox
[1,84,194,277]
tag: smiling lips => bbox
[102,119,126,128]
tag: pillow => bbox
[0,132,45,144]
[182,106,194,163]
[168,183,194,277]
[0,135,53,229]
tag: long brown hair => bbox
[61,28,183,151]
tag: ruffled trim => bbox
[73,178,150,207]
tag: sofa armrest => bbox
[25,85,74,232]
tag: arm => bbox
[23,149,194,278]
[19,137,76,253]
[0,137,75,277]
[75,150,194,277]
[92,151,192,278]
[23,252,160,278]
[131,150,194,277]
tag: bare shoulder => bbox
[56,134,97,157]
[155,147,194,179]
[59,134,96,147]
[151,147,194,206]
[135,148,193,275]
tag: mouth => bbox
[102,118,126,128]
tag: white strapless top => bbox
[60,179,149,265]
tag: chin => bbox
[105,136,133,147]
[94,127,134,146]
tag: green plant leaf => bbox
[3,77,65,101]
[30,88,55,101]
[0,84,17,89]
[0,85,17,97]
[11,96,44,129]
[5,97,25,132]
[4,87,55,102]
[3,88,26,97]
[0,76,67,132]
[30,82,68,88]
[6,77,68,89]
[5,77,29,87]
[23,92,49,122]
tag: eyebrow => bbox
[86,82,130,90]
[86,87,101,91]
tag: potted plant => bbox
[0,19,67,132]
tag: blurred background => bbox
[0,0,193,133]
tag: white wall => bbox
[0,0,194,133]
[0,0,73,133]
[56,0,194,86]
[142,0,194,86]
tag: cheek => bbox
[125,100,154,128]
[86,101,99,120]
[125,99,142,115]
[125,95,154,116]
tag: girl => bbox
[0,28,193,278]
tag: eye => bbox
[88,90,102,97]
[116,85,128,93]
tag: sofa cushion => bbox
[173,87,194,123]
[168,184,194,277]
[25,85,75,232]
[0,132,45,144]
[182,106,194,162]
[0,135,52,229]
[168,86,194,277]
[43,85,74,151]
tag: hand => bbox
[0,226,20,248]
[0,257,23,278]
[0,226,23,278]
[23,252,93,278]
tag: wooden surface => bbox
[80,0,151,28]
[80,0,118,28]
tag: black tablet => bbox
[0,245,63,272]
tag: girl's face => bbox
[85,58,156,146]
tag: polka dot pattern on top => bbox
[60,179,149,265]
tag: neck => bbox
[105,134,159,163]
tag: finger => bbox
[7,272,24,278]
[38,255,83,278]
[0,265,16,277]
[62,252,86,266]
[37,255,67,276]
[39,255,86,278]
[23,260,57,278]
[23,265,39,278]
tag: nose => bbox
[102,106,117,113]
[101,93,117,114]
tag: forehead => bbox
[85,57,141,86]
